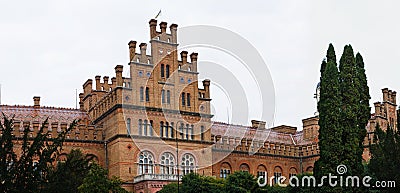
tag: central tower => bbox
[81,19,213,192]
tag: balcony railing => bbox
[133,174,182,183]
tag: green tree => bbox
[78,163,128,193]
[225,171,258,193]
[0,113,74,193]
[314,44,343,192]
[180,172,224,193]
[369,124,400,193]
[45,149,93,193]
[339,45,364,178]
[157,183,178,193]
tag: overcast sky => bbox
[1,1,399,129]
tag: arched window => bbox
[200,126,205,141]
[160,121,164,137]
[167,90,171,104]
[181,153,196,175]
[161,90,165,104]
[289,167,297,178]
[170,122,174,138]
[257,165,267,182]
[166,65,170,78]
[190,125,194,140]
[220,162,231,179]
[138,119,143,135]
[144,120,148,136]
[240,163,250,172]
[145,87,150,102]
[178,64,181,70]
[161,64,165,78]
[126,118,131,135]
[149,120,153,136]
[185,124,189,140]
[187,93,191,106]
[165,122,169,138]
[140,87,144,101]
[138,151,154,175]
[274,166,283,184]
[181,92,186,106]
[180,123,184,139]
[160,152,175,175]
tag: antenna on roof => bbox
[155,10,162,19]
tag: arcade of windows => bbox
[126,118,203,141]
[138,151,196,176]
[161,90,171,104]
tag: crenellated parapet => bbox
[0,97,102,141]
[211,121,320,158]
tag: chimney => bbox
[382,88,389,102]
[139,43,147,57]
[33,96,40,108]
[95,76,101,90]
[103,76,109,91]
[115,65,123,87]
[170,23,178,43]
[79,93,84,110]
[251,120,266,129]
[128,40,137,62]
[392,91,397,104]
[159,22,167,33]
[149,19,157,39]
[181,51,188,65]
[190,52,198,63]
[202,79,210,98]
[374,102,381,116]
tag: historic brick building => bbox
[0,19,397,193]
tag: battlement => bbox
[0,104,102,141]
[149,19,178,43]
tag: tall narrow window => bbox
[165,122,169,138]
[160,121,164,137]
[138,119,143,136]
[166,65,170,78]
[167,90,171,104]
[190,125,194,140]
[180,123,184,139]
[161,64,165,77]
[161,90,165,103]
[186,124,189,140]
[144,120,148,136]
[149,120,153,136]
[140,87,144,101]
[201,126,204,141]
[127,118,131,135]
[170,122,174,138]
[187,93,191,106]
[182,92,186,106]
[145,87,150,102]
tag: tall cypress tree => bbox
[314,44,343,192]
[339,45,364,177]
[355,53,370,139]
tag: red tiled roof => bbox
[211,122,309,145]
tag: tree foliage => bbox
[314,45,344,192]
[78,163,129,193]
[0,113,74,193]
[369,123,400,193]
[45,149,93,193]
